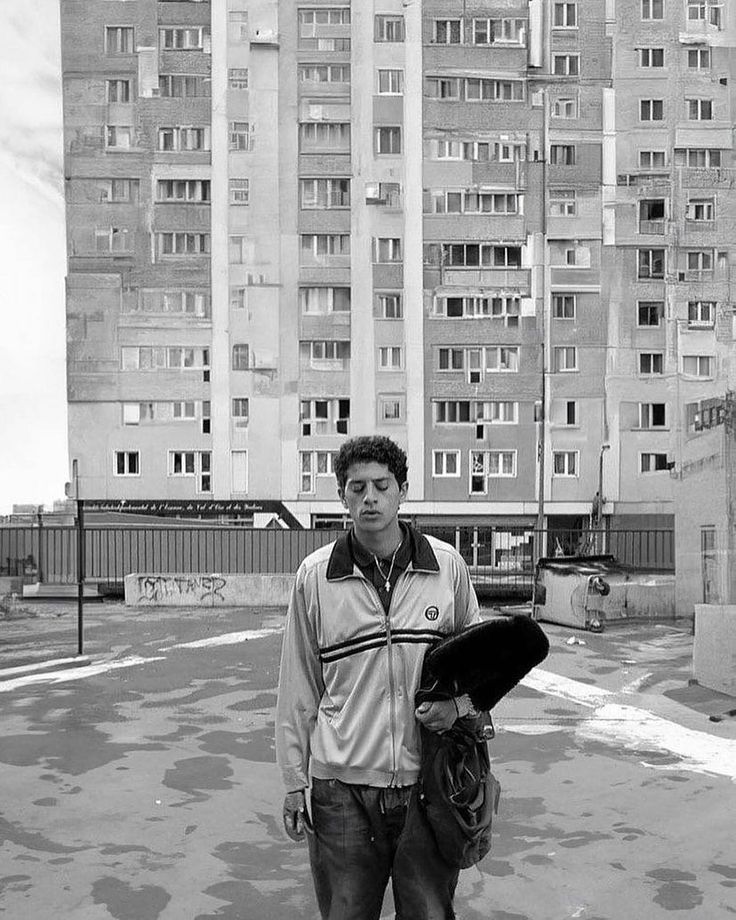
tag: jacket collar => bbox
[326,522,440,581]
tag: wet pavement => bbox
[1,603,736,919]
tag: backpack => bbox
[416,687,501,870]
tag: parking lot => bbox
[1,603,735,919]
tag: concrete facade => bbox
[60,0,734,530]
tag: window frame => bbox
[432,450,462,478]
[113,450,140,477]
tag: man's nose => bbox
[363,484,378,503]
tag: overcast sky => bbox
[0,0,68,513]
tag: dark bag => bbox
[416,687,501,869]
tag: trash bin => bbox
[532,555,675,630]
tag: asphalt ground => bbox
[1,602,736,920]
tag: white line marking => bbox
[0,656,90,678]
[0,656,166,693]
[519,668,736,781]
[165,627,283,650]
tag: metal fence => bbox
[0,523,674,593]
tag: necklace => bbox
[373,539,402,593]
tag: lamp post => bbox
[596,443,610,552]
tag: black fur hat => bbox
[424,615,550,711]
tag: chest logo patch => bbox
[424,605,440,621]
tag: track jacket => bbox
[275,526,481,791]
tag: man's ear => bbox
[337,487,347,507]
[399,480,408,503]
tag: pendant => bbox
[384,580,391,592]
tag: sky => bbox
[0,1,68,513]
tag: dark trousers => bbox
[306,777,459,920]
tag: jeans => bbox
[306,777,459,920]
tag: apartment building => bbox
[61,0,734,528]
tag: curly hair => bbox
[334,436,408,489]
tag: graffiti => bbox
[137,574,227,605]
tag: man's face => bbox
[338,461,408,535]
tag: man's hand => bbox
[415,699,458,734]
[283,789,309,842]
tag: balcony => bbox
[440,268,531,289]
[639,220,666,235]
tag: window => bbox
[306,340,350,369]
[639,152,666,172]
[688,47,711,69]
[553,54,580,76]
[549,190,576,216]
[106,79,131,102]
[300,234,351,261]
[433,451,461,478]
[366,181,401,208]
[675,148,721,168]
[156,232,209,257]
[427,189,520,215]
[159,27,210,50]
[299,64,350,83]
[373,238,402,263]
[122,402,155,426]
[438,348,465,371]
[375,293,403,319]
[687,250,713,274]
[300,287,351,314]
[552,96,579,118]
[300,178,350,208]
[686,199,714,222]
[378,347,404,370]
[159,74,210,97]
[378,69,403,94]
[228,9,249,41]
[433,19,462,43]
[158,126,210,152]
[472,18,526,44]
[102,178,134,202]
[105,26,134,54]
[640,453,669,473]
[232,344,250,370]
[484,346,519,373]
[298,451,339,493]
[230,288,247,310]
[434,400,518,425]
[375,126,402,155]
[299,122,351,151]
[156,179,210,202]
[682,355,714,377]
[375,15,404,42]
[687,398,725,432]
[232,398,249,427]
[549,145,576,165]
[105,125,133,149]
[640,352,664,375]
[639,47,664,67]
[552,451,578,477]
[229,236,254,264]
[470,451,517,492]
[229,68,249,89]
[172,401,196,420]
[641,0,664,19]
[300,399,350,436]
[229,121,253,151]
[639,198,665,231]
[434,295,520,320]
[120,346,209,370]
[553,294,576,319]
[553,346,578,372]
[565,401,578,426]
[94,227,131,253]
[114,450,139,476]
[687,99,713,121]
[639,403,666,428]
[229,178,249,205]
[640,99,664,121]
[688,301,715,327]
[553,2,577,27]
[425,77,461,100]
[687,1,723,26]
[435,242,522,268]
[379,395,403,422]
[168,451,212,492]
[638,249,664,279]
[298,7,351,38]
[638,301,663,326]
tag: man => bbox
[275,435,481,920]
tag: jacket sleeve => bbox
[452,551,482,633]
[275,562,324,792]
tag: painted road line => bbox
[0,655,166,694]
[165,627,284,650]
[0,655,90,679]
[519,668,736,782]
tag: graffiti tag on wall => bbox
[136,574,228,605]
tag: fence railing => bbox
[0,523,675,593]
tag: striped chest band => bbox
[319,628,446,664]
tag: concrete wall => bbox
[124,572,295,607]
[693,604,736,697]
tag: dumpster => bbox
[532,555,675,630]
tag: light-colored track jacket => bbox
[275,526,481,791]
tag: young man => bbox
[276,435,481,920]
